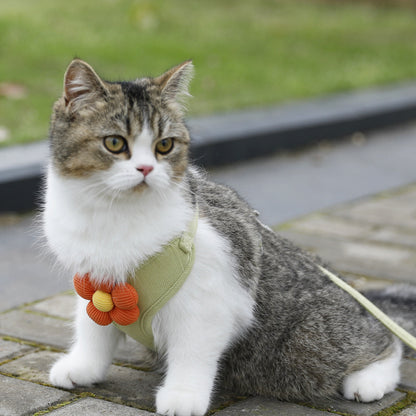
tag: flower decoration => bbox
[73,273,140,326]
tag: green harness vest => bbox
[113,210,198,350]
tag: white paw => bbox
[49,353,108,389]
[343,373,386,402]
[156,386,210,416]
[343,347,401,402]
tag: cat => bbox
[43,59,411,416]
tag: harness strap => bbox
[113,207,198,350]
[318,265,416,351]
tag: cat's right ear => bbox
[63,59,108,113]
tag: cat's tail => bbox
[364,284,416,358]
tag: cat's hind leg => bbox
[342,340,402,402]
[50,297,123,388]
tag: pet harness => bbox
[74,209,198,350]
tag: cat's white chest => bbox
[43,169,192,283]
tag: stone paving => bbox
[1,183,416,415]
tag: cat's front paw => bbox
[156,385,210,416]
[49,353,107,389]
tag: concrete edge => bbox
[1,81,416,213]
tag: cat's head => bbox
[48,59,193,199]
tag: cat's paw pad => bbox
[49,353,106,389]
[156,386,209,416]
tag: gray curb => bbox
[2,81,416,213]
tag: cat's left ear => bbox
[155,60,194,107]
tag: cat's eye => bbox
[103,136,127,154]
[155,138,174,155]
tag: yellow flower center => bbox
[92,290,114,312]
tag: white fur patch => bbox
[153,218,255,415]
[343,340,402,402]
[49,297,123,388]
[43,166,192,283]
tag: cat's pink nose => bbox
[136,165,154,177]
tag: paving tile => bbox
[0,349,235,413]
[0,374,73,416]
[214,397,333,415]
[7,296,163,369]
[0,338,32,362]
[397,404,416,415]
[333,191,416,230]
[114,335,157,367]
[283,212,416,250]
[84,364,162,410]
[48,397,155,415]
[0,349,159,391]
[0,305,156,366]
[340,273,394,291]
[342,240,410,264]
[307,391,406,416]
[370,226,416,249]
[284,213,374,240]
[28,293,76,320]
[401,359,416,390]
[87,365,232,413]
[0,310,71,349]
[0,349,161,409]
[0,350,57,383]
[279,230,416,283]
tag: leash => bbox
[318,265,416,352]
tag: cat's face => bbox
[49,59,193,198]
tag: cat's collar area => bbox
[73,206,199,350]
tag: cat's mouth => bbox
[132,180,148,192]
[101,169,152,194]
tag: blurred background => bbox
[1,0,416,309]
[1,0,416,146]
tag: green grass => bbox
[1,0,416,146]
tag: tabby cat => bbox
[43,59,406,416]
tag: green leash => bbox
[318,265,416,352]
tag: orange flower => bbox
[73,273,140,326]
